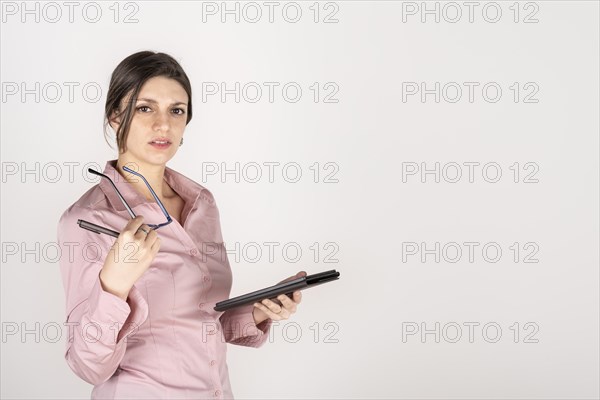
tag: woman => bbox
[57,51,304,399]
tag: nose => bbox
[152,110,171,132]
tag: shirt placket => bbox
[151,203,224,398]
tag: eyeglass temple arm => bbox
[87,168,137,219]
[122,165,173,223]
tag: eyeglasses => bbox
[77,165,173,238]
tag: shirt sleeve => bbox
[219,303,273,348]
[57,205,148,385]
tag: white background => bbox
[1,1,599,399]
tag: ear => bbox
[108,110,121,132]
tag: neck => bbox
[116,156,170,201]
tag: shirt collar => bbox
[99,159,202,213]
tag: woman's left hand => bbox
[252,271,306,324]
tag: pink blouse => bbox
[56,159,272,399]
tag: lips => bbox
[149,137,172,144]
[149,137,172,150]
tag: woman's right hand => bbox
[99,216,161,301]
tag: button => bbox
[198,303,205,309]
[210,360,216,366]
[214,390,221,397]
[203,276,210,282]
[190,248,198,256]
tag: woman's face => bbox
[115,76,189,167]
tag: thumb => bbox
[278,270,307,284]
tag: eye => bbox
[137,105,151,112]
[172,108,186,115]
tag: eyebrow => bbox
[136,98,188,106]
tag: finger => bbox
[134,224,153,239]
[292,290,302,304]
[278,271,306,285]
[138,229,159,259]
[263,299,291,319]
[150,237,161,254]
[278,308,291,319]
[278,275,295,284]
[142,227,158,243]
[253,302,283,321]
[277,294,297,313]
[124,215,145,233]
[129,235,160,265]
[117,215,144,243]
[120,217,146,244]
[261,298,283,314]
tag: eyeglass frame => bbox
[76,165,173,238]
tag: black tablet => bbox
[213,269,340,312]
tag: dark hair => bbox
[103,51,193,153]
